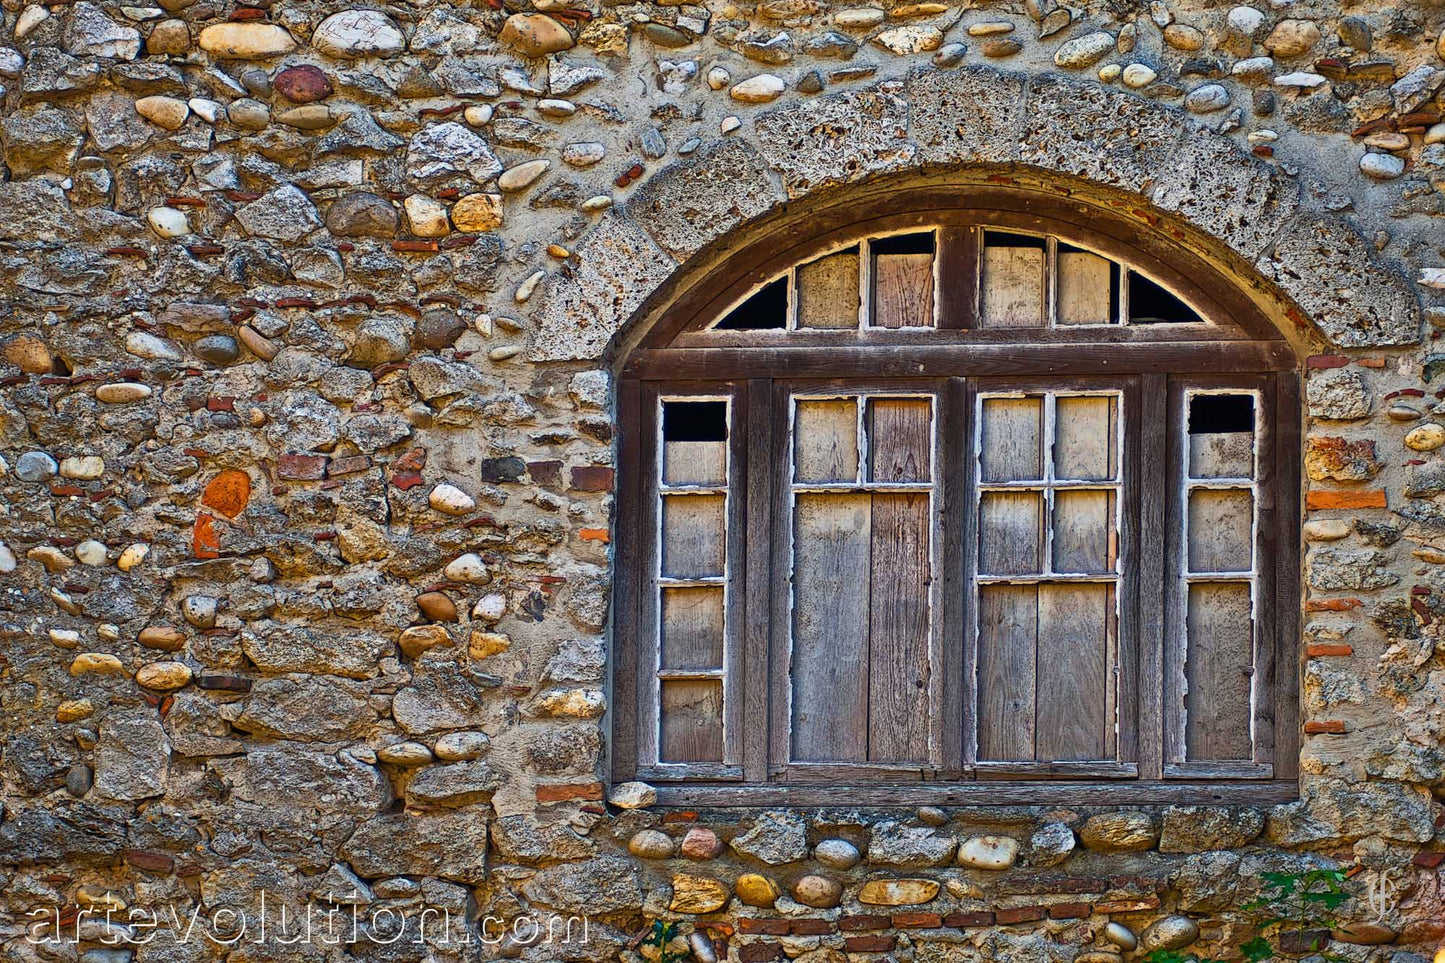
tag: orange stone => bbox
[578,528,610,543]
[201,469,251,518]
[1305,490,1386,510]
[1306,643,1353,657]
[1304,720,1347,734]
[192,513,220,559]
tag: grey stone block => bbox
[906,65,1026,167]
[753,79,916,196]
[628,138,783,260]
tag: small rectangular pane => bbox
[1189,394,1256,479]
[796,247,860,330]
[1186,582,1254,760]
[1052,489,1117,574]
[1056,248,1114,325]
[794,398,859,483]
[660,679,724,762]
[1188,488,1254,573]
[661,494,725,578]
[980,396,1043,482]
[981,234,1045,327]
[979,491,1043,575]
[662,400,728,487]
[868,398,932,483]
[871,233,935,329]
[1054,395,1118,481]
[661,586,724,671]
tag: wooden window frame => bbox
[612,198,1301,808]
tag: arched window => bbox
[611,189,1301,806]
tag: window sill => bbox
[646,779,1299,808]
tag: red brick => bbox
[1304,720,1347,734]
[1307,354,1350,368]
[1412,851,1445,868]
[1305,597,1363,612]
[124,850,175,873]
[738,919,790,936]
[1048,902,1092,919]
[944,911,996,927]
[996,906,1047,924]
[892,912,942,929]
[790,919,834,936]
[1306,490,1386,510]
[661,810,698,823]
[843,935,897,953]
[327,454,371,477]
[527,460,563,487]
[1307,643,1353,657]
[839,915,891,931]
[569,465,615,491]
[738,942,784,962]
[278,453,327,480]
[1356,358,1387,368]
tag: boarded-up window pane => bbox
[1185,582,1254,760]
[662,494,726,578]
[663,400,728,486]
[1052,489,1116,574]
[796,247,860,330]
[981,233,1045,327]
[660,679,724,762]
[1055,395,1118,481]
[866,493,932,762]
[980,491,1044,575]
[792,493,872,762]
[871,233,935,329]
[794,399,859,483]
[977,584,1038,762]
[980,396,1043,482]
[868,398,932,483]
[661,586,724,670]
[1188,395,1255,479]
[1057,247,1114,325]
[1188,488,1253,573]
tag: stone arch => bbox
[526,67,1423,364]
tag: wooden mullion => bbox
[1162,378,1187,767]
[767,381,793,777]
[611,378,644,783]
[743,378,774,783]
[1252,374,1278,771]
[941,377,969,775]
[961,378,982,770]
[722,383,747,770]
[1137,373,1168,780]
[636,384,663,769]
[1116,377,1142,768]
[937,225,979,330]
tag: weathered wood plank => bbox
[868,492,932,763]
[660,679,725,763]
[664,440,727,486]
[661,586,725,670]
[868,398,932,483]
[1185,582,1254,761]
[1187,488,1254,573]
[661,493,727,578]
[979,491,1043,575]
[982,245,1045,327]
[873,252,934,329]
[980,396,1043,482]
[1052,489,1116,575]
[655,780,1301,807]
[1137,373,1167,780]
[792,493,871,762]
[1056,250,1114,325]
[797,249,861,330]
[794,398,859,483]
[743,379,773,782]
[977,584,1037,762]
[1036,583,1114,762]
[1054,395,1117,481]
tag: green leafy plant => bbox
[1140,868,1354,963]
[637,919,690,963]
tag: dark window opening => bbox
[871,231,935,256]
[663,401,728,442]
[984,230,1046,250]
[1189,394,1254,434]
[1129,272,1202,324]
[716,277,788,330]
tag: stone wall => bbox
[1,0,1445,958]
